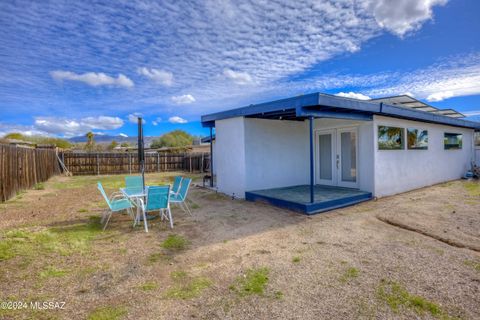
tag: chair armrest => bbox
[110,194,127,202]
[109,191,124,201]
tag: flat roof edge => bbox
[200,92,480,130]
[380,103,480,129]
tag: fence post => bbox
[96,153,100,175]
[129,153,132,174]
[189,154,192,173]
[164,152,167,171]
[201,153,204,173]
[157,153,160,172]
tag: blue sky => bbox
[1,0,479,138]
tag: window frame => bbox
[474,132,480,149]
[443,132,462,150]
[377,125,405,151]
[406,128,428,150]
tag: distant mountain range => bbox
[68,134,156,146]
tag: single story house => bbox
[201,93,480,214]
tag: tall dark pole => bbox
[209,126,214,187]
[138,117,145,192]
[309,116,314,203]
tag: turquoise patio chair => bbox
[125,175,143,194]
[97,182,134,231]
[170,176,183,196]
[169,177,192,215]
[135,185,173,231]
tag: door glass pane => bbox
[318,134,332,180]
[341,131,356,182]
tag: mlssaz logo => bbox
[30,301,66,310]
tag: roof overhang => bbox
[201,93,480,130]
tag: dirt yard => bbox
[0,173,479,320]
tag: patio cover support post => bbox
[209,127,214,187]
[309,116,314,203]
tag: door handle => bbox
[336,155,339,169]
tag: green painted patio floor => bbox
[249,185,370,204]
[245,185,372,214]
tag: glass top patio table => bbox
[120,186,148,199]
[120,186,157,220]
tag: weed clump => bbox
[230,267,270,296]
[161,234,188,251]
[164,271,211,299]
[87,306,127,320]
[377,279,452,319]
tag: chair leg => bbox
[127,207,134,220]
[183,200,192,216]
[133,208,139,227]
[103,211,113,231]
[167,207,173,229]
[159,208,164,220]
[100,210,108,224]
[142,210,149,232]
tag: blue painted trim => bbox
[298,109,373,121]
[209,127,214,188]
[309,116,314,203]
[201,93,320,123]
[200,92,480,129]
[245,190,372,215]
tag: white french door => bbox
[315,127,358,188]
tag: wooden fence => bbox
[62,152,210,175]
[0,144,61,202]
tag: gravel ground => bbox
[0,174,479,320]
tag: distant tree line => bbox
[150,130,194,148]
[1,133,72,149]
[2,129,200,151]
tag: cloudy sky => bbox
[1,0,479,138]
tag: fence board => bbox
[0,147,210,202]
[62,152,210,175]
[0,145,61,202]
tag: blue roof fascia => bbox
[314,94,379,113]
[201,93,321,124]
[201,92,480,130]
[380,103,480,130]
[297,109,373,121]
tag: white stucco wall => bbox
[214,117,375,197]
[214,117,246,197]
[313,119,375,193]
[213,114,473,199]
[373,115,474,197]
[244,118,309,191]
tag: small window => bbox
[475,132,480,148]
[378,126,404,150]
[444,133,462,150]
[407,128,428,150]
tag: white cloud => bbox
[335,92,371,100]
[365,0,448,37]
[80,116,124,130]
[426,91,454,102]
[152,117,162,126]
[223,68,253,85]
[119,133,128,137]
[50,71,134,88]
[137,67,173,86]
[0,123,49,137]
[171,94,195,105]
[168,116,188,124]
[0,0,455,120]
[363,54,480,102]
[33,116,124,137]
[127,113,146,124]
